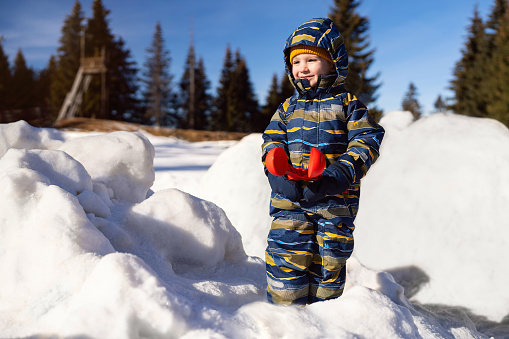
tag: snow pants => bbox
[265,196,355,305]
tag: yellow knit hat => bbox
[289,45,334,65]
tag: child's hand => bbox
[303,178,327,202]
[303,165,350,202]
[267,172,302,202]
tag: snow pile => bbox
[58,131,155,203]
[198,111,509,333]
[0,114,506,338]
[199,133,272,256]
[0,129,256,338]
[355,111,509,322]
[0,120,65,157]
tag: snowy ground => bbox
[1,112,508,338]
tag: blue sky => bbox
[0,0,493,115]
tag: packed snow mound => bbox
[0,148,115,336]
[355,111,509,322]
[199,133,272,256]
[377,109,414,132]
[0,126,255,338]
[0,119,503,338]
[200,111,509,325]
[58,131,155,203]
[124,189,246,271]
[0,119,64,157]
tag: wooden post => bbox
[57,26,107,122]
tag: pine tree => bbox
[83,0,139,120]
[402,82,421,120]
[434,95,447,113]
[211,46,234,131]
[451,0,509,127]
[85,0,113,56]
[229,50,259,132]
[450,5,488,117]
[179,42,212,130]
[82,0,112,119]
[486,7,509,125]
[253,73,295,132]
[179,41,196,129]
[487,0,509,34]
[211,47,258,132]
[329,0,381,107]
[259,73,295,132]
[108,37,140,121]
[194,58,212,130]
[10,49,36,111]
[260,73,281,132]
[142,22,172,127]
[36,56,58,124]
[50,0,84,119]
[280,73,295,100]
[0,37,12,118]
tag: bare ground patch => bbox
[53,118,249,142]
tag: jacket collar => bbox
[294,73,339,97]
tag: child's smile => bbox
[291,53,334,88]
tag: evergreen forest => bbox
[1,0,507,132]
[450,0,509,126]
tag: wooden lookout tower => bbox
[56,41,107,122]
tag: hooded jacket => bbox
[262,18,384,216]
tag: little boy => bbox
[262,18,384,305]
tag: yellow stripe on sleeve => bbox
[264,129,287,135]
[283,97,291,111]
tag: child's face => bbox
[291,53,335,88]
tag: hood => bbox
[284,18,348,95]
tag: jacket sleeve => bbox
[331,93,385,185]
[261,98,291,165]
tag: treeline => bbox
[389,0,509,126]
[450,0,509,126]
[0,0,382,132]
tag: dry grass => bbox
[53,118,249,142]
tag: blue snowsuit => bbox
[262,18,385,305]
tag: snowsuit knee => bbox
[262,18,384,306]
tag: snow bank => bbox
[0,125,256,338]
[0,120,64,157]
[0,118,504,338]
[233,256,484,339]
[58,131,155,203]
[199,133,272,256]
[124,189,245,271]
[0,148,114,335]
[355,111,509,322]
[200,111,509,327]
